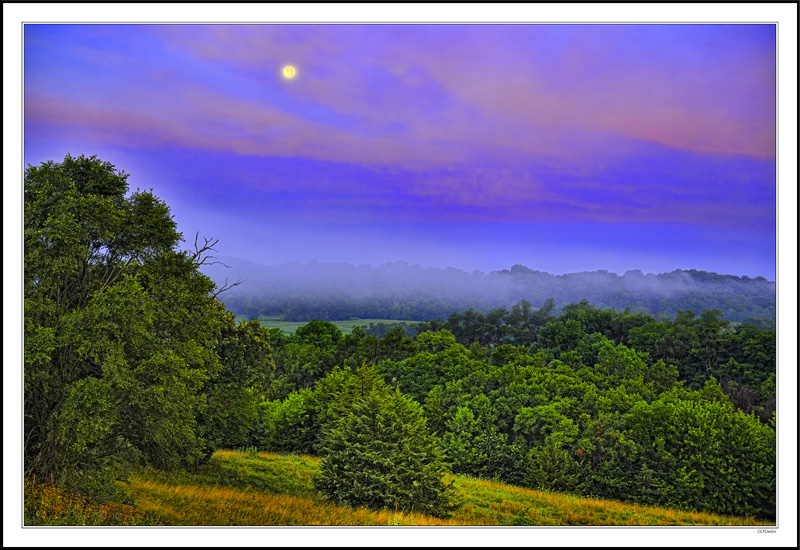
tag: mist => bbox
[201,257,776,325]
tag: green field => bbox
[234,314,416,335]
[27,450,772,527]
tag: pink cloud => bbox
[364,25,776,159]
[131,25,777,163]
[25,23,775,225]
[30,25,776,167]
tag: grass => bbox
[26,451,771,527]
[111,450,770,527]
[449,476,767,526]
[23,476,167,526]
[234,314,416,335]
[123,451,447,526]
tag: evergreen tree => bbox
[314,379,456,518]
[524,441,582,494]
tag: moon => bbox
[282,65,296,79]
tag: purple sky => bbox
[23,24,777,278]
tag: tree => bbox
[274,320,344,392]
[199,313,275,453]
[294,319,343,349]
[382,330,478,402]
[624,383,775,518]
[314,369,456,518]
[536,319,585,358]
[255,388,316,453]
[506,298,555,346]
[24,154,227,487]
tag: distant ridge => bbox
[200,257,776,327]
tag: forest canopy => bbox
[258,303,776,519]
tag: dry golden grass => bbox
[449,475,767,526]
[126,476,455,526]
[120,451,771,527]
[23,476,166,526]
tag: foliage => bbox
[255,389,317,454]
[271,320,345,394]
[314,368,456,517]
[198,312,275,453]
[256,364,389,454]
[368,313,773,518]
[623,381,776,518]
[524,441,582,494]
[24,154,228,484]
[381,330,482,402]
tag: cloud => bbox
[24,24,775,236]
[406,25,775,159]
[25,23,776,183]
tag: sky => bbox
[23,23,778,279]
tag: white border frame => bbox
[4,3,797,548]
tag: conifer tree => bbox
[314,373,456,518]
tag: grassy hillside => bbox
[107,450,769,527]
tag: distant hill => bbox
[201,258,776,328]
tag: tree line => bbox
[256,305,776,519]
[209,260,776,328]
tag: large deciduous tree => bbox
[24,154,227,486]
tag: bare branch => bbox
[191,231,227,267]
[190,233,242,297]
[212,277,244,299]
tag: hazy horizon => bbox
[206,253,776,282]
[199,252,777,326]
[24,24,777,280]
